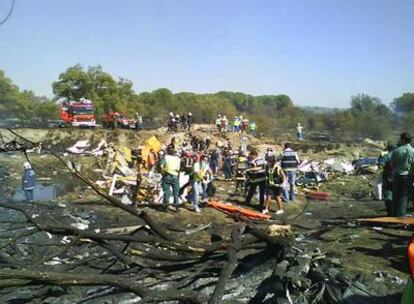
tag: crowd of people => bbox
[167,112,192,132]
[215,114,257,136]
[143,134,302,214]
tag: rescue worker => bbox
[235,151,248,192]
[241,117,249,133]
[264,159,285,215]
[233,116,240,132]
[390,132,414,217]
[223,150,233,181]
[179,150,194,202]
[297,123,304,141]
[280,143,300,201]
[249,121,257,137]
[245,150,267,211]
[209,149,220,175]
[191,154,213,213]
[186,112,192,130]
[265,148,276,164]
[221,115,228,132]
[168,112,175,132]
[174,114,180,131]
[378,144,396,215]
[215,115,222,132]
[160,145,181,211]
[22,162,36,203]
[146,148,158,174]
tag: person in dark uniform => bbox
[245,150,267,211]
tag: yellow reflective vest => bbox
[162,155,181,176]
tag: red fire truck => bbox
[103,111,136,129]
[59,98,96,128]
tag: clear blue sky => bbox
[1,0,413,107]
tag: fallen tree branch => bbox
[209,222,245,304]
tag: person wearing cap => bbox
[390,132,414,217]
[22,162,36,203]
[160,145,181,211]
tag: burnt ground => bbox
[0,127,412,303]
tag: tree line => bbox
[0,65,412,140]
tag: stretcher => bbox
[207,200,271,220]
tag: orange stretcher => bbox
[207,200,271,220]
[358,217,414,226]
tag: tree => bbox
[392,93,414,113]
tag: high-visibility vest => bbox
[246,158,267,183]
[193,162,209,181]
[163,155,180,176]
[267,165,284,187]
[281,149,299,170]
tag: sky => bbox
[0,0,414,107]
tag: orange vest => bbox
[147,152,157,166]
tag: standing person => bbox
[390,132,414,217]
[249,121,257,137]
[186,112,192,131]
[179,150,194,202]
[380,144,396,215]
[233,116,240,132]
[245,150,267,211]
[263,160,285,215]
[223,150,233,181]
[209,149,220,175]
[296,123,304,141]
[146,148,158,174]
[160,145,181,212]
[191,154,212,213]
[221,115,228,132]
[215,115,222,132]
[235,151,248,192]
[22,162,36,203]
[280,143,300,201]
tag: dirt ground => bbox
[0,126,412,302]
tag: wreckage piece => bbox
[209,222,245,304]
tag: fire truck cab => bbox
[59,98,96,128]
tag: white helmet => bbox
[188,112,192,116]
[169,112,174,117]
[23,161,31,169]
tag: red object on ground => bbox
[207,200,271,220]
[305,191,331,201]
[409,237,414,278]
